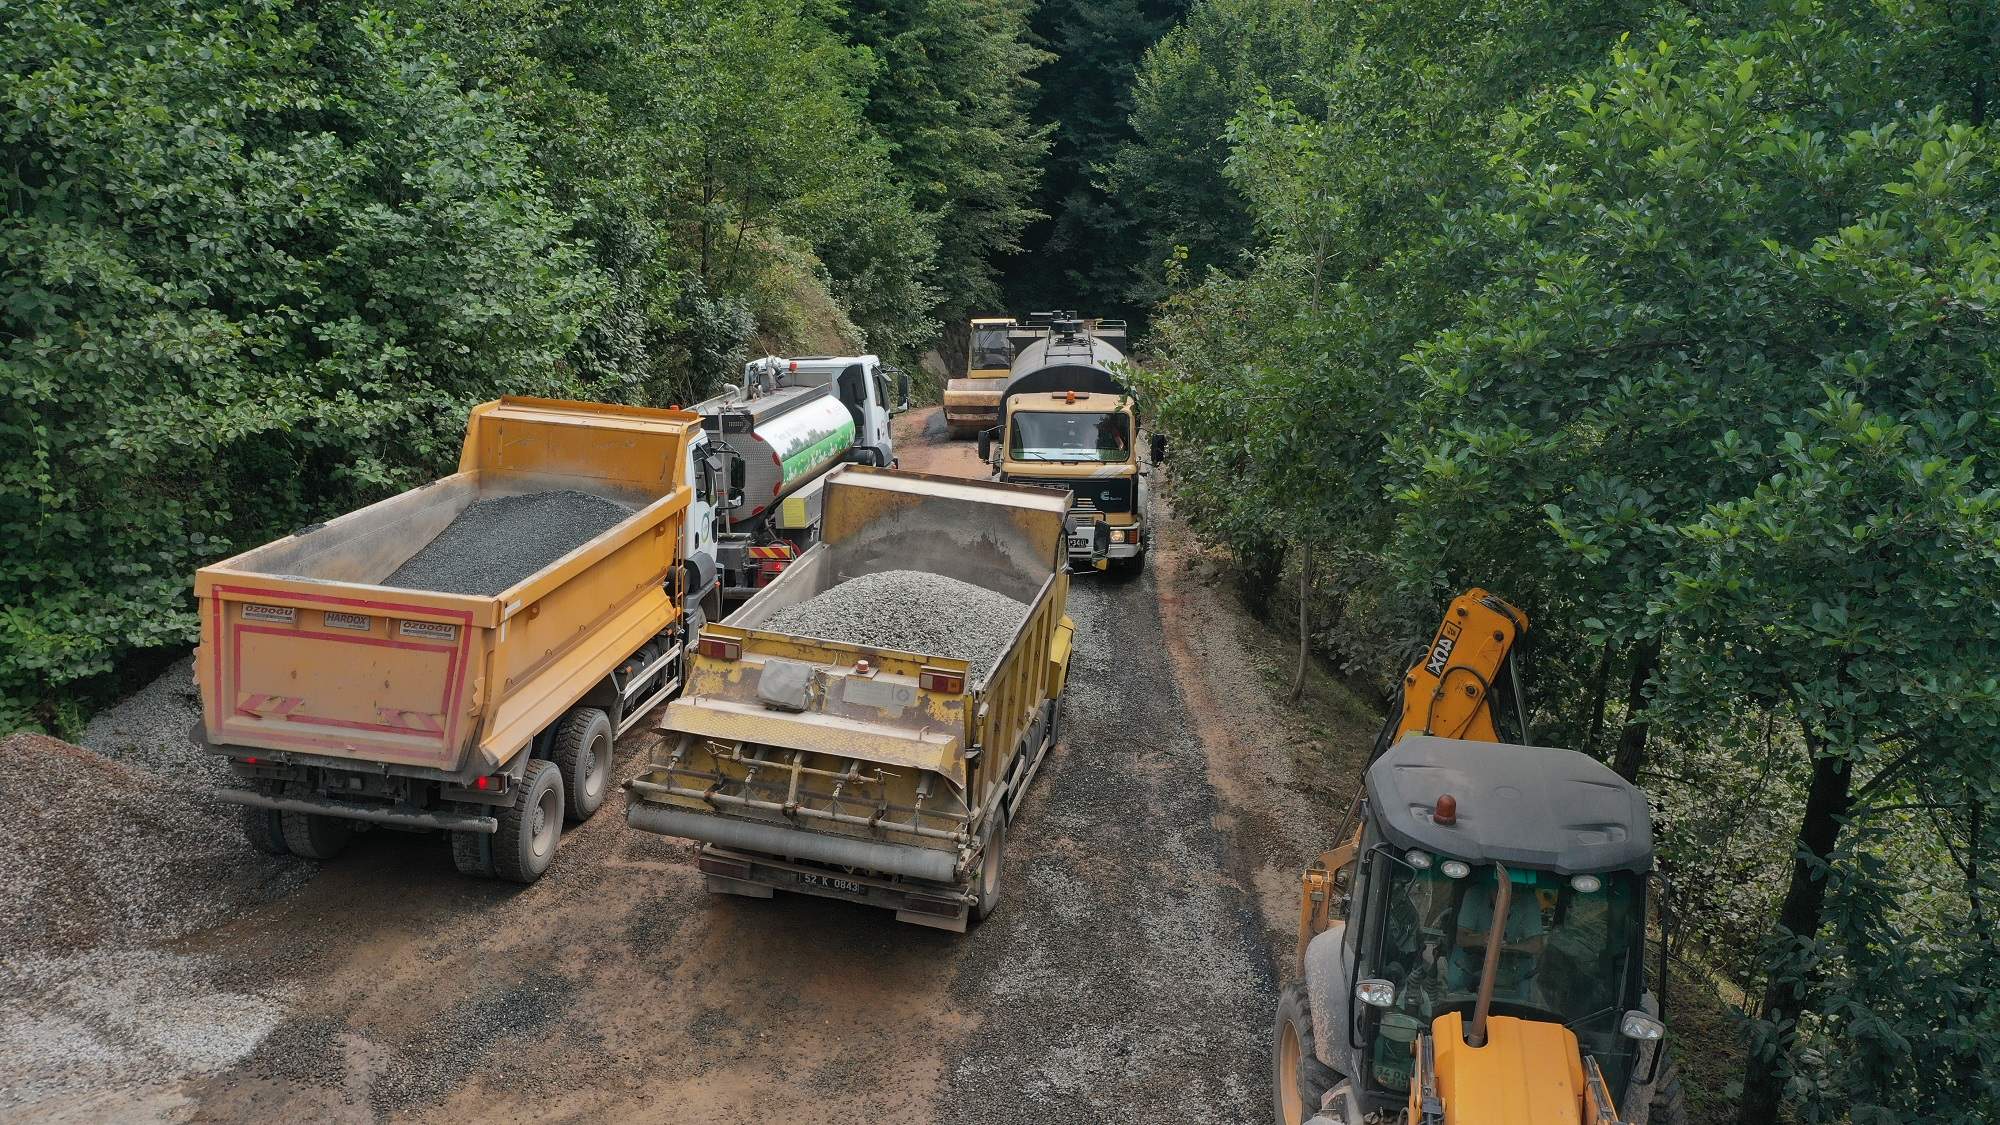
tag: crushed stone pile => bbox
[0,732,310,956]
[763,570,1027,677]
[383,489,633,596]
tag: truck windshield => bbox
[1008,411,1130,462]
[1366,854,1644,1096]
[971,328,1015,371]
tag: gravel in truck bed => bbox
[382,489,634,596]
[763,570,1028,677]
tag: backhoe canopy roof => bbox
[1367,735,1653,874]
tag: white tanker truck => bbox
[679,355,908,618]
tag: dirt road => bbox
[3,407,1375,1124]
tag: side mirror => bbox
[894,368,911,413]
[1149,433,1168,467]
[725,453,747,509]
[1619,1010,1665,1042]
[977,428,994,463]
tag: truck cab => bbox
[983,390,1148,571]
[1283,737,1678,1125]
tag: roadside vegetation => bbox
[1125,1,1999,1119]
[1,0,1046,730]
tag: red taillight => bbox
[243,756,260,765]
[474,775,490,791]
[698,635,742,661]
[918,667,966,694]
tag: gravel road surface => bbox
[3,407,1374,1124]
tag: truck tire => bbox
[973,817,1007,922]
[494,759,565,884]
[1275,983,1337,1125]
[1647,1053,1689,1125]
[450,828,497,878]
[240,806,290,856]
[551,707,613,823]
[280,810,353,861]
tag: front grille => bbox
[1014,477,1132,513]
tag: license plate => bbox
[1069,534,1093,553]
[798,872,862,895]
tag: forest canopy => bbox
[1128,0,2000,1119]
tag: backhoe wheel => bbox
[280,810,353,861]
[494,760,564,885]
[972,817,1007,923]
[551,707,613,823]
[450,828,497,878]
[1647,1053,1689,1125]
[240,806,290,856]
[1274,984,1336,1125]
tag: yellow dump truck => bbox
[626,465,1075,931]
[194,397,701,883]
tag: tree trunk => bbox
[1611,642,1658,781]
[1289,547,1314,703]
[1585,640,1614,758]
[1735,742,1854,1125]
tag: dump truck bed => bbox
[627,466,1074,927]
[195,398,698,781]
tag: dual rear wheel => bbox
[451,704,610,883]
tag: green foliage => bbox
[1,0,598,727]
[833,0,1049,342]
[402,0,940,392]
[1135,0,2000,1115]
[1112,0,1317,307]
[1000,0,1187,318]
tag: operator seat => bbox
[1447,875,1549,1001]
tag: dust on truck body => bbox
[195,397,701,884]
[626,465,1075,932]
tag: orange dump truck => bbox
[195,397,701,883]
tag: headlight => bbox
[1356,978,1396,1009]
[1440,859,1471,880]
[1570,873,1603,893]
[1110,529,1129,543]
[1620,1011,1665,1041]
[1403,848,1432,870]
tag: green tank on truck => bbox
[625,465,1075,932]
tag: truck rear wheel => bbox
[973,817,1007,922]
[240,806,290,856]
[551,707,613,823]
[1275,983,1336,1125]
[280,810,353,861]
[494,760,564,884]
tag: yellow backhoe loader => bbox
[1278,590,1686,1125]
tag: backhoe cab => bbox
[1279,592,1683,1125]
